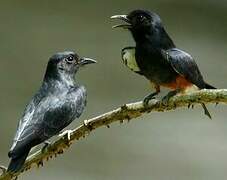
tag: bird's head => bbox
[111,10,162,42]
[45,51,96,81]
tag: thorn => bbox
[58,149,64,154]
[40,161,44,167]
[37,161,43,168]
[13,176,18,180]
[125,115,131,123]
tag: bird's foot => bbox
[83,120,93,131]
[162,89,179,105]
[0,165,7,175]
[59,130,73,141]
[143,92,159,107]
[41,141,51,152]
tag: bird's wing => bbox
[121,47,143,75]
[162,48,205,88]
[9,86,86,156]
[9,93,42,155]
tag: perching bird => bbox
[7,51,96,172]
[111,9,216,118]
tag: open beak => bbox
[79,57,97,66]
[110,15,132,29]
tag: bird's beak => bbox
[110,15,132,29]
[79,57,97,66]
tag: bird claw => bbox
[161,89,179,105]
[143,92,158,107]
[83,120,93,131]
[59,130,73,141]
[161,96,170,105]
[0,165,7,174]
[41,141,51,152]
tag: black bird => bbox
[7,51,96,172]
[111,9,216,119]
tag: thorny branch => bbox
[0,89,227,180]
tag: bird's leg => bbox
[58,130,74,141]
[0,165,7,175]
[162,89,180,105]
[143,84,160,107]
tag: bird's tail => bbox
[201,82,216,119]
[7,150,30,173]
[205,83,216,89]
[201,103,212,119]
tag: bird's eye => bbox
[138,15,146,22]
[65,56,74,63]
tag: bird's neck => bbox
[43,72,75,91]
[132,26,175,50]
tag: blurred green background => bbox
[0,0,227,179]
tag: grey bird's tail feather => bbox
[7,150,30,173]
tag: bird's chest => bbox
[122,47,176,83]
[135,48,177,83]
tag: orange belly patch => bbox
[161,75,193,90]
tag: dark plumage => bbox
[111,9,215,118]
[7,51,96,172]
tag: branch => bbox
[1,89,227,180]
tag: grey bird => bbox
[7,51,96,172]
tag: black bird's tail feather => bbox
[201,82,216,119]
[201,103,212,119]
[7,150,30,173]
[205,83,216,89]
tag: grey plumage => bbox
[7,51,96,172]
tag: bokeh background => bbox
[0,0,227,180]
